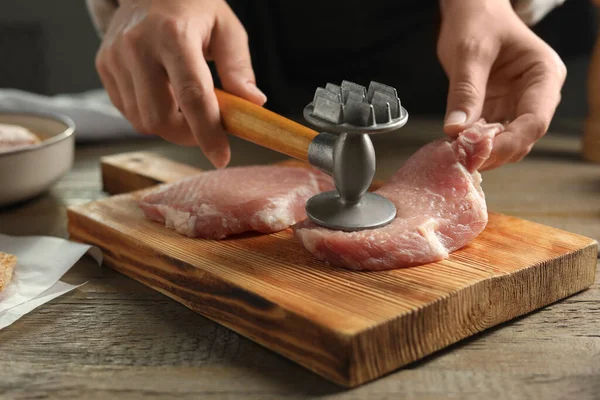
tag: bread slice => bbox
[0,252,17,291]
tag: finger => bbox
[96,51,125,115]
[479,126,522,171]
[211,11,266,105]
[444,39,498,137]
[98,69,126,116]
[126,46,196,145]
[160,29,230,168]
[481,96,515,125]
[109,46,144,133]
[514,58,564,134]
[118,71,146,134]
[480,113,540,170]
[481,59,564,170]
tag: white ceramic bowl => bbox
[0,111,75,207]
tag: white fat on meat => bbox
[139,165,333,239]
[293,119,505,271]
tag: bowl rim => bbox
[0,110,76,157]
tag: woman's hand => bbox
[437,0,566,170]
[95,0,267,168]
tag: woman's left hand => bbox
[437,0,567,170]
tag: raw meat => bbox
[0,123,40,153]
[294,119,505,271]
[140,165,333,239]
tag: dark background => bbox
[0,0,596,133]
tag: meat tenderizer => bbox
[301,81,408,230]
[213,80,408,231]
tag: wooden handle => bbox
[215,89,319,161]
[583,1,600,162]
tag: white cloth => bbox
[0,88,140,141]
[514,0,567,26]
[0,234,103,330]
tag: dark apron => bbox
[220,0,447,119]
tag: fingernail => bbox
[445,110,467,126]
[207,149,230,169]
[246,82,267,104]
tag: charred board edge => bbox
[66,207,354,387]
[348,242,598,386]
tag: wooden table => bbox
[1,120,598,399]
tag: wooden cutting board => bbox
[67,152,598,388]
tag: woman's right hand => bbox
[95,0,267,168]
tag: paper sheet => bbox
[0,233,102,329]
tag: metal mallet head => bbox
[302,80,408,231]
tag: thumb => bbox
[211,14,267,106]
[444,48,494,137]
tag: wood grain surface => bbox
[68,149,598,387]
[1,121,599,399]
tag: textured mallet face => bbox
[312,81,402,127]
